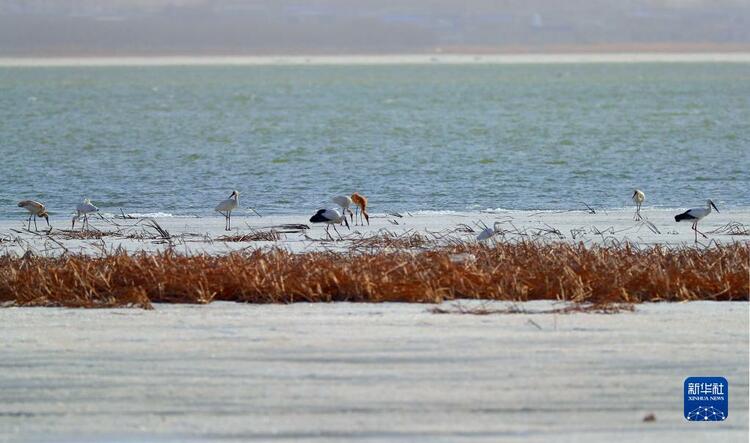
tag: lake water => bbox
[1,62,748,218]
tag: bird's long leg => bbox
[695,222,708,239]
[325,225,333,241]
[332,223,342,240]
[33,214,38,231]
[692,222,698,243]
[27,214,32,230]
[228,210,232,231]
[354,207,359,226]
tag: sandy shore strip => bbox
[0,208,748,256]
[0,301,747,443]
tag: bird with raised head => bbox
[215,190,240,231]
[632,189,645,220]
[675,199,719,243]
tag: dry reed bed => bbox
[1,242,747,310]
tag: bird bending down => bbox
[675,199,719,243]
[477,222,503,242]
[310,208,350,240]
[72,198,99,230]
[18,200,50,231]
[215,190,240,231]
[350,192,369,226]
[632,189,645,220]
[332,195,354,224]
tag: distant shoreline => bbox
[2,53,750,67]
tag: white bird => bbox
[309,208,350,240]
[675,199,719,243]
[632,189,645,220]
[72,198,99,230]
[331,195,354,224]
[18,200,50,231]
[477,222,503,242]
[215,190,240,231]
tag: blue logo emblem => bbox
[684,377,728,421]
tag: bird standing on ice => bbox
[18,200,50,231]
[632,189,645,220]
[215,190,240,231]
[675,199,719,243]
[332,195,354,224]
[72,198,99,230]
[310,208,350,240]
[350,192,369,226]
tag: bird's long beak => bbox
[712,202,719,213]
[632,191,637,199]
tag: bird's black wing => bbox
[310,209,328,223]
[674,210,697,222]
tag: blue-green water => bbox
[0,63,748,217]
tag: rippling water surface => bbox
[0,62,748,217]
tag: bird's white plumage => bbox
[18,199,50,230]
[310,208,350,240]
[675,199,719,242]
[215,190,240,231]
[76,198,98,215]
[677,200,718,222]
[332,195,352,211]
[632,189,645,204]
[215,192,239,212]
[73,198,99,230]
[314,208,345,224]
[18,200,47,215]
[477,222,503,241]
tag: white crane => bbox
[309,208,350,240]
[18,200,50,231]
[675,199,719,243]
[72,198,99,230]
[331,195,354,224]
[215,190,240,231]
[477,221,503,242]
[632,189,645,220]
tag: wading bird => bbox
[477,222,503,242]
[350,192,369,226]
[332,195,354,224]
[310,208,350,240]
[72,198,99,231]
[632,189,645,220]
[675,199,719,243]
[215,190,240,231]
[18,200,50,231]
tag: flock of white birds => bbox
[15,188,718,243]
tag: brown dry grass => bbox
[0,242,747,309]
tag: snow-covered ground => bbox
[1,301,747,443]
[0,208,748,256]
